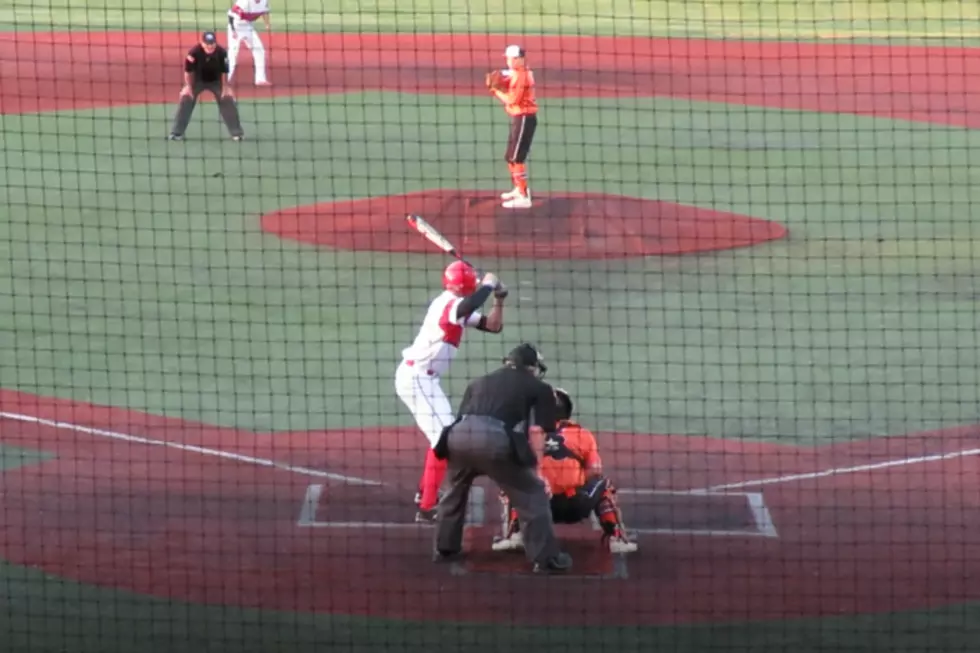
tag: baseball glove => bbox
[485,69,508,93]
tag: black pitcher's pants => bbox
[505,113,537,164]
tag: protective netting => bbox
[0,1,978,651]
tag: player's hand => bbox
[481,272,499,288]
[179,85,193,98]
[494,283,508,299]
[222,86,234,99]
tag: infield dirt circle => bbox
[261,190,786,258]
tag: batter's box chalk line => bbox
[605,489,779,539]
[295,485,777,539]
[296,483,487,529]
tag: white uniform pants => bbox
[395,361,454,448]
[228,20,268,83]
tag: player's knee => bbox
[582,475,609,498]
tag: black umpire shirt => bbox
[456,366,558,438]
[185,44,229,84]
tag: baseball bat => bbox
[405,214,508,297]
[404,214,475,268]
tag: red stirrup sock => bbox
[419,449,448,511]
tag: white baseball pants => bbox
[395,361,454,448]
[227,21,268,84]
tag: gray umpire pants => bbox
[171,80,244,138]
[435,415,562,565]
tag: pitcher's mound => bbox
[262,190,787,259]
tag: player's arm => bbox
[220,52,232,95]
[182,52,196,93]
[581,429,603,477]
[452,272,496,323]
[262,11,271,29]
[528,381,559,484]
[493,71,527,105]
[473,293,504,333]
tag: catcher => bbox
[492,388,638,554]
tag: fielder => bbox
[227,0,272,86]
[485,44,538,209]
[492,388,639,554]
[395,261,507,522]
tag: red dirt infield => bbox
[1,32,979,129]
[260,189,787,259]
[0,389,979,626]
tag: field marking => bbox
[298,483,485,528]
[0,411,382,487]
[746,492,779,538]
[692,447,980,493]
[616,488,779,539]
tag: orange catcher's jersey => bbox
[539,420,602,495]
[502,67,538,116]
[400,290,484,376]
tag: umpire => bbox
[169,31,245,141]
[432,343,572,573]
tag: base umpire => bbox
[431,343,572,574]
[169,31,245,141]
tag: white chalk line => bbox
[693,446,980,493]
[298,483,485,528]
[0,411,382,487]
[598,489,777,538]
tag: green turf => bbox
[0,558,976,653]
[0,444,51,470]
[1,93,978,443]
[2,0,980,41]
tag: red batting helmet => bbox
[443,260,478,296]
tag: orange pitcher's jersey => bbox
[539,420,601,495]
[503,67,538,116]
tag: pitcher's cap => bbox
[504,44,525,58]
[202,31,217,44]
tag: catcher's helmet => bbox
[554,387,573,420]
[503,343,547,377]
[443,260,477,296]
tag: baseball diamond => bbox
[0,2,980,651]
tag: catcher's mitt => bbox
[485,69,508,93]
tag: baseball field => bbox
[1,0,980,651]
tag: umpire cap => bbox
[504,343,547,377]
[201,31,217,45]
